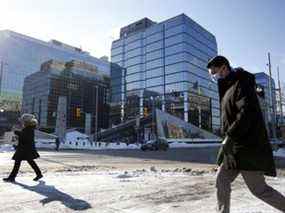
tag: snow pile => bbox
[35,130,141,151]
[65,130,89,142]
[35,130,225,151]
[36,139,57,149]
[274,148,285,158]
[96,142,140,150]
[54,130,140,150]
[61,141,141,150]
[0,144,14,152]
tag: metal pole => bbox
[0,61,4,96]
[277,66,283,124]
[150,96,155,139]
[94,85,99,142]
[267,53,276,138]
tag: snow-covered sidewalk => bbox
[0,169,285,213]
[1,144,285,213]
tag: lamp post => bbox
[94,85,99,142]
[150,96,155,140]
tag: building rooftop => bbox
[0,30,111,73]
[119,18,156,38]
[0,30,90,55]
[114,14,216,42]
[38,59,109,82]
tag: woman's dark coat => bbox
[12,126,40,161]
[217,68,276,177]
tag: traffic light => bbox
[75,108,81,118]
[143,107,148,117]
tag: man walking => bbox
[207,56,285,212]
[55,137,60,151]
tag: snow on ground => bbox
[39,140,221,151]
[54,141,141,150]
[169,142,220,148]
[0,169,284,213]
[3,140,285,155]
[0,144,14,152]
[1,147,285,213]
[39,130,222,151]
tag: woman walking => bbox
[3,114,43,182]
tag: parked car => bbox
[141,138,169,151]
[271,138,285,151]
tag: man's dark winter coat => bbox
[217,68,276,177]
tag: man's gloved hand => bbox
[222,136,237,170]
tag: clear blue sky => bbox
[1,0,284,83]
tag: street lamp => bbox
[150,96,155,140]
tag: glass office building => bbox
[22,60,110,131]
[0,30,110,112]
[111,14,219,133]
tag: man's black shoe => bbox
[33,174,43,181]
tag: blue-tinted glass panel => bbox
[165,73,184,84]
[146,49,163,61]
[146,77,163,87]
[111,46,123,56]
[126,48,141,59]
[165,82,187,93]
[165,43,184,55]
[112,40,123,49]
[146,41,163,53]
[145,24,163,36]
[165,62,187,74]
[146,32,163,44]
[111,54,123,63]
[126,81,143,91]
[126,64,141,75]
[145,86,163,94]
[146,58,163,70]
[126,41,142,51]
[126,73,141,83]
[165,34,184,46]
[165,52,187,65]
[126,33,143,43]
[146,67,164,78]
[125,56,141,67]
[165,25,184,37]
[164,15,184,29]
